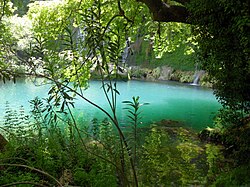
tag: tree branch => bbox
[137,0,190,23]
[0,163,62,186]
[1,181,47,187]
[117,0,133,23]
[0,0,7,22]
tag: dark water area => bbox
[0,78,221,131]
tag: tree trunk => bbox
[136,0,190,23]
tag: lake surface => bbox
[0,79,221,131]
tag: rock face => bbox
[158,66,174,80]
[0,134,8,152]
[129,65,173,81]
[169,70,194,83]
[91,64,129,80]
[128,65,212,86]
[129,65,195,82]
[91,64,211,86]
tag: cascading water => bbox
[122,39,130,64]
[191,70,205,86]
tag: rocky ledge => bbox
[128,65,212,87]
[90,64,212,87]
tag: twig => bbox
[1,181,48,187]
[0,163,62,187]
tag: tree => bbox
[138,0,250,114]
[188,0,250,114]
[136,0,190,23]
[0,0,18,81]
[11,0,31,16]
[0,0,13,21]
[27,1,143,185]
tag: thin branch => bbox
[117,0,134,23]
[25,71,138,186]
[102,14,121,37]
[0,163,62,187]
[1,181,48,187]
[0,157,31,165]
[65,102,119,169]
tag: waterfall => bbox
[122,39,130,64]
[191,70,205,85]
[193,73,200,85]
[76,27,86,53]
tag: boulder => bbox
[170,70,182,81]
[158,66,173,80]
[179,71,194,83]
[170,70,195,83]
[152,67,161,79]
[130,66,150,79]
[198,127,222,143]
[59,169,73,186]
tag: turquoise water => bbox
[0,79,221,131]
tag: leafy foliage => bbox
[0,0,250,186]
[188,0,250,113]
[0,0,13,20]
[0,18,18,82]
[12,0,30,16]
[1,100,249,186]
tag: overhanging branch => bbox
[136,0,190,23]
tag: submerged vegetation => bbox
[0,0,249,186]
